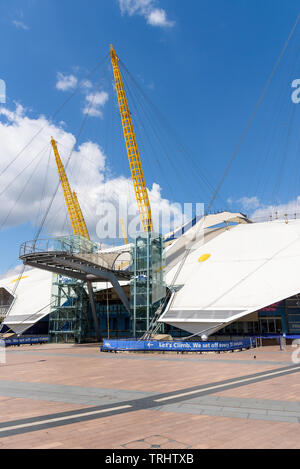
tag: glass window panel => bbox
[268,319,275,333]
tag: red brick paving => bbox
[1,410,300,449]
[0,344,299,449]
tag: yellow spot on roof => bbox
[10,276,29,284]
[198,254,211,263]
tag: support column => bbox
[87,281,100,342]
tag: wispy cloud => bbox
[12,20,29,31]
[56,73,78,92]
[147,8,173,27]
[227,195,300,221]
[252,197,300,221]
[0,103,183,241]
[118,0,175,28]
[237,196,260,210]
[55,71,108,118]
[227,196,260,211]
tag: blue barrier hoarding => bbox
[256,335,300,339]
[102,338,255,353]
[3,336,49,347]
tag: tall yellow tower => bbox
[51,137,90,240]
[110,45,154,233]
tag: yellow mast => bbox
[120,217,129,245]
[110,44,154,233]
[72,191,90,240]
[50,137,90,240]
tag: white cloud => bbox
[82,80,93,89]
[118,0,174,28]
[56,73,107,117]
[0,103,183,243]
[251,197,300,221]
[83,91,109,118]
[56,73,78,92]
[0,263,26,280]
[12,20,29,31]
[119,0,153,15]
[227,195,260,211]
[228,195,300,221]
[237,196,260,210]
[147,8,174,27]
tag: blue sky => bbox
[1,0,300,275]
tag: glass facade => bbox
[217,295,300,336]
[48,233,167,342]
[285,294,300,334]
[130,232,166,337]
[46,234,300,341]
[48,235,98,343]
[49,276,90,343]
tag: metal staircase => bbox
[141,247,191,340]
[141,288,174,340]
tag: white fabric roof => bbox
[3,212,299,338]
[160,219,300,336]
[164,211,249,240]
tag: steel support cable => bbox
[100,90,111,212]
[101,72,112,214]
[120,69,178,203]
[57,66,110,237]
[0,299,56,338]
[286,125,300,204]
[202,236,300,313]
[119,62,210,192]
[60,66,112,236]
[126,70,210,207]
[45,200,69,236]
[205,13,300,215]
[169,225,300,341]
[255,87,296,199]
[296,140,300,212]
[125,74,226,210]
[55,138,107,170]
[71,64,111,191]
[34,146,52,229]
[256,48,300,199]
[0,143,49,199]
[120,73,184,237]
[102,80,117,222]
[4,57,111,300]
[271,104,297,203]
[0,53,110,179]
[253,43,300,199]
[0,149,47,231]
[0,263,25,304]
[1,148,49,296]
[255,102,291,204]
[255,39,300,194]
[119,61,224,205]
[105,89,117,177]
[120,64,212,205]
[260,111,294,204]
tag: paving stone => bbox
[267,410,300,418]
[217,410,249,419]
[1,344,300,449]
[144,435,170,445]
[248,414,299,423]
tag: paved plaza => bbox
[0,343,299,449]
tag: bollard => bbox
[280,334,287,351]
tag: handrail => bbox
[20,236,98,258]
